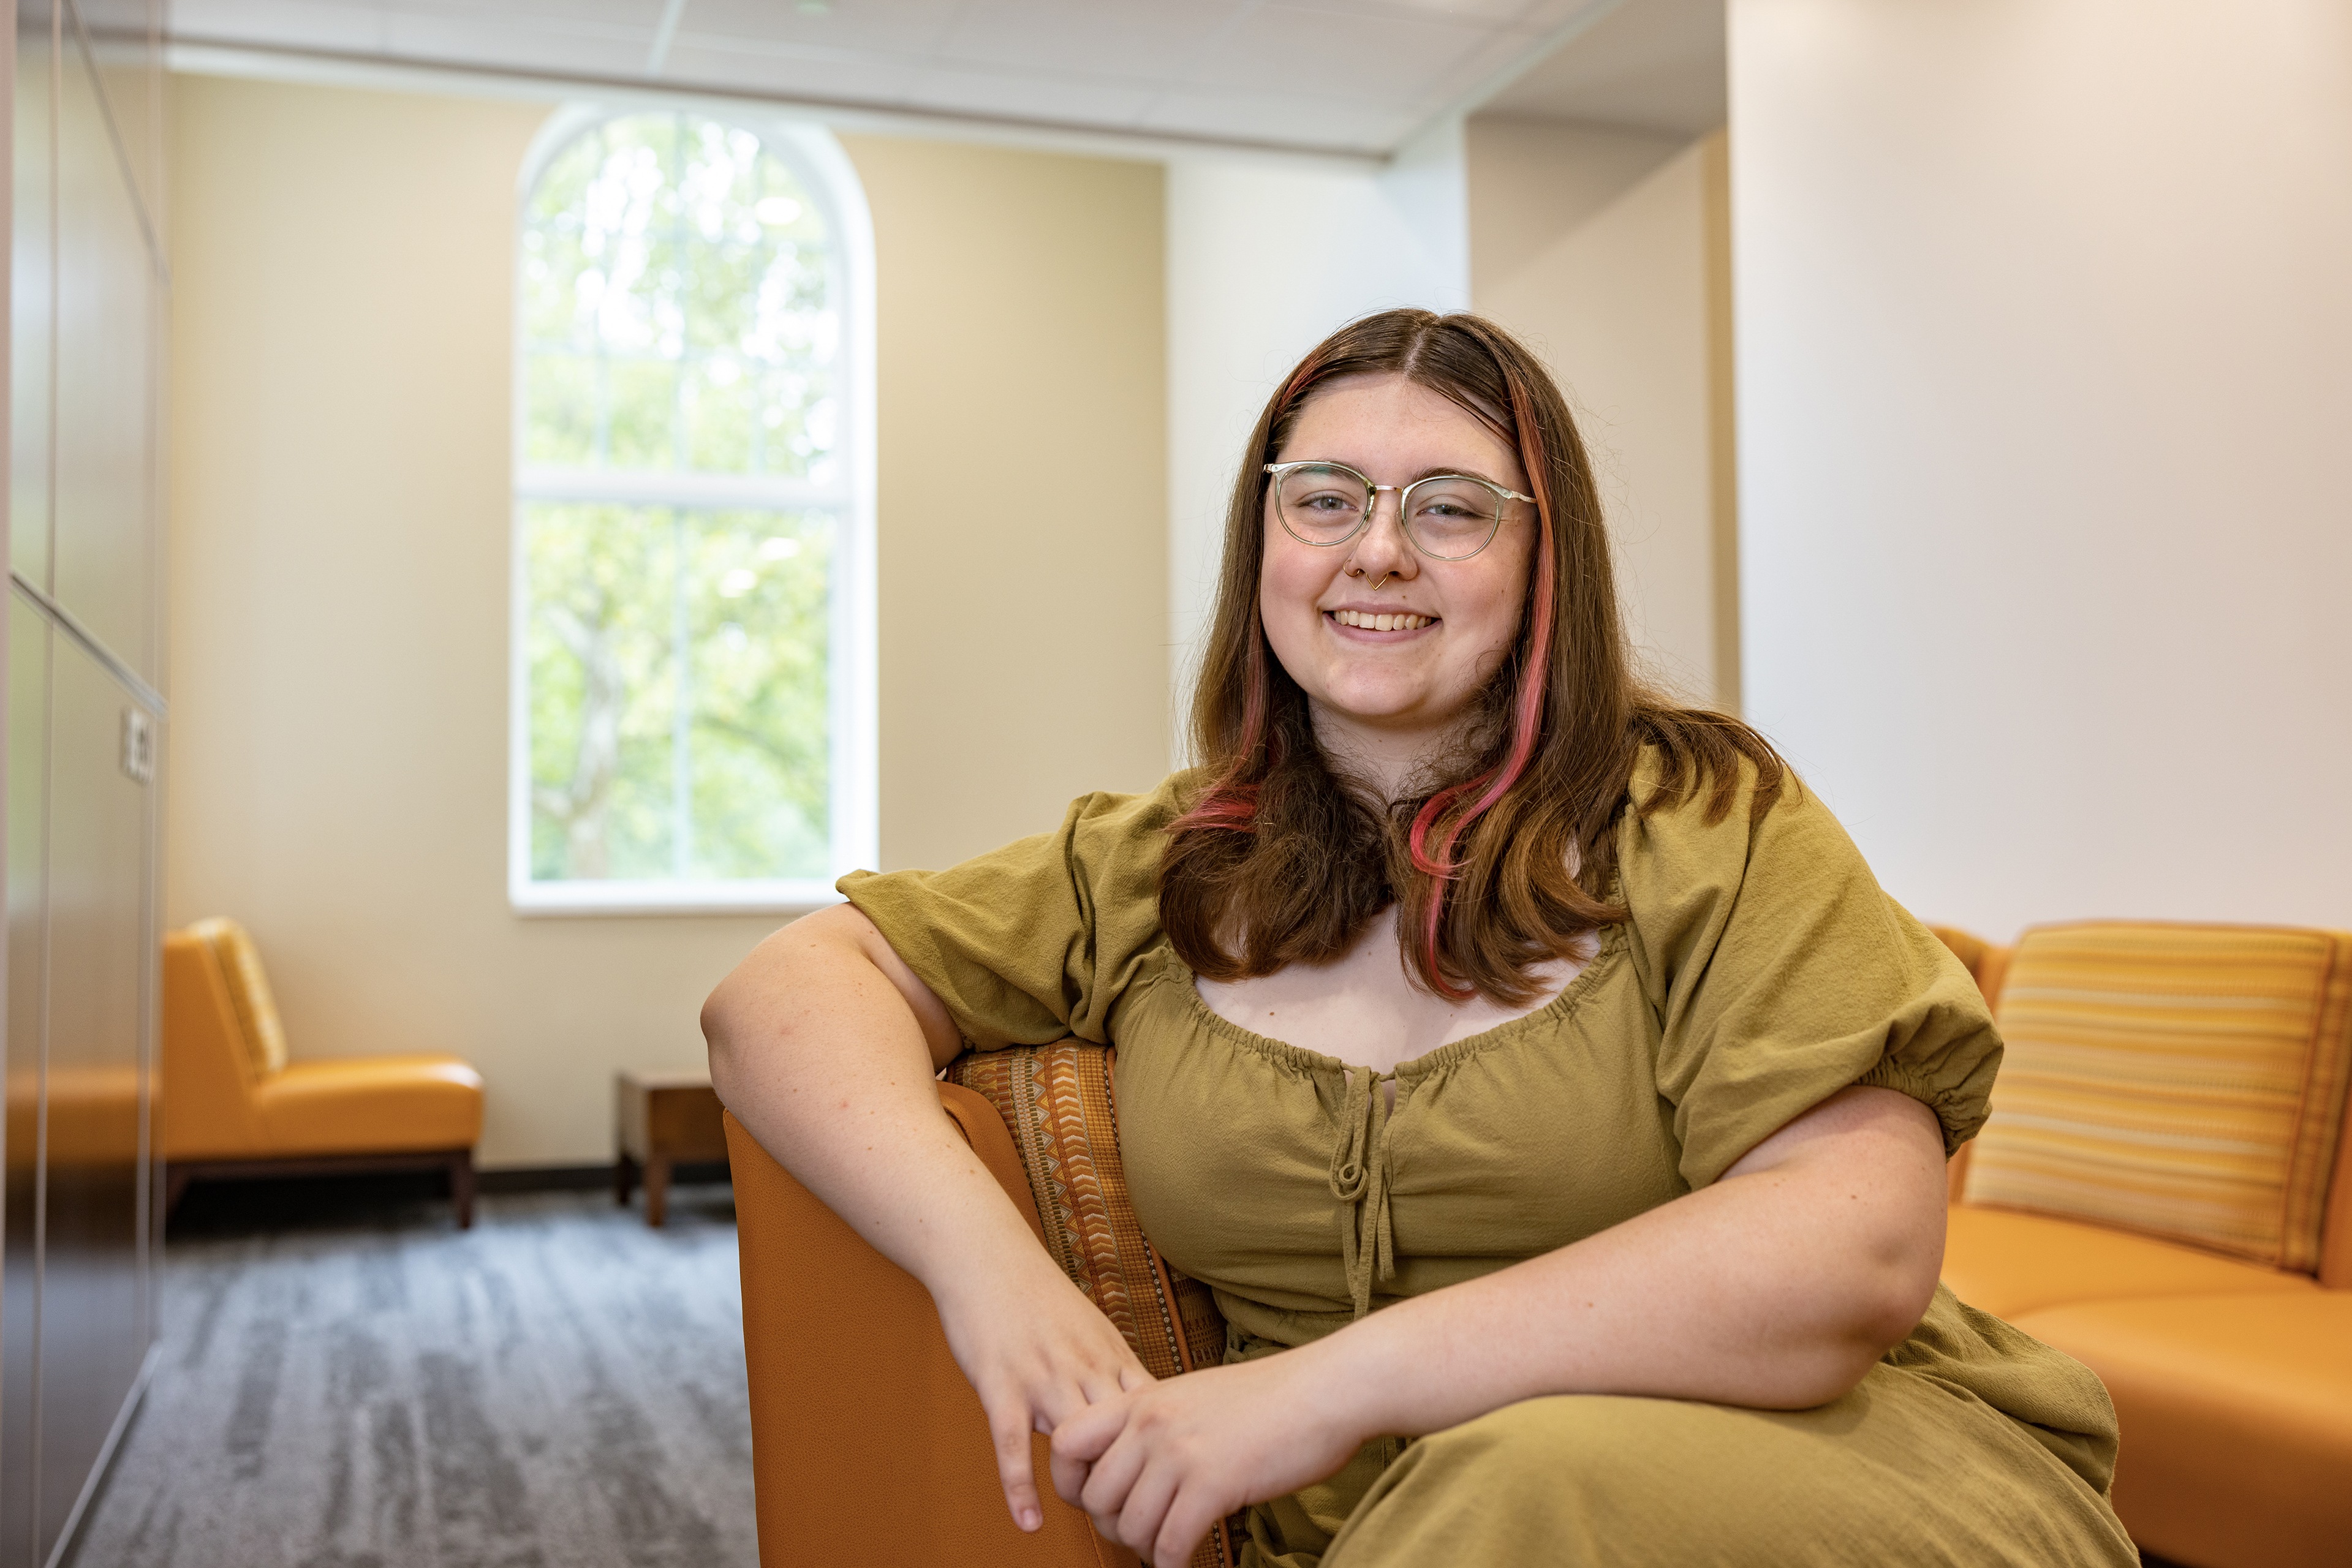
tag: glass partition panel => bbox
[2,603,51,1568]
[36,638,151,1561]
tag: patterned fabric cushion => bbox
[948,1041,1236,1568]
[187,917,290,1077]
[1964,922,2352,1273]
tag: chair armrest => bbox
[724,1096,1136,1568]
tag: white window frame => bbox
[507,104,878,916]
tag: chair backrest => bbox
[160,927,273,1159]
[1962,921,2352,1281]
[183,918,289,1076]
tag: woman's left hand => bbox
[1048,1346,1367,1566]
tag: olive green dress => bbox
[842,755,2138,1567]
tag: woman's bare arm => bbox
[1053,1085,1948,1564]
[702,904,1147,1531]
[1322,1083,1948,1423]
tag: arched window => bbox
[510,108,875,913]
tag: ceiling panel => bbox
[1476,0,1725,135]
[932,1,1246,81]
[173,0,403,53]
[379,10,654,79]
[657,36,917,107]
[682,0,966,62]
[168,0,1709,157]
[1184,3,1495,101]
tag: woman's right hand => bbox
[931,1245,1154,1531]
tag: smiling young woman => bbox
[703,311,2138,1568]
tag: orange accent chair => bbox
[1927,921,2352,1568]
[725,1084,1141,1568]
[162,918,485,1226]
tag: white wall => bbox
[1731,0,2352,937]
[1467,118,1734,706]
[1163,120,1470,748]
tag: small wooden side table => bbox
[614,1068,730,1227]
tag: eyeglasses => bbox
[1263,461,1533,562]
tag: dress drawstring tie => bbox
[1327,1070,1399,1319]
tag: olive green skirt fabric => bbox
[1235,1289,2136,1567]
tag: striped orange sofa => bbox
[1929,922,2352,1568]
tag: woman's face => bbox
[1260,373,1537,778]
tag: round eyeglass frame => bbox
[1262,460,1535,562]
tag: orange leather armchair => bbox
[1928,921,2352,1568]
[162,918,485,1225]
[725,1044,1235,1568]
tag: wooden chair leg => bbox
[645,1156,671,1229]
[449,1149,476,1230]
[615,1153,638,1207]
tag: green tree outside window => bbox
[514,111,865,905]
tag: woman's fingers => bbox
[1046,1439,1093,1509]
[1077,1359,1140,1409]
[1109,1449,1184,1558]
[984,1391,1045,1531]
[1151,1487,1225,1568]
[1051,1396,1127,1469]
[1075,1419,1152,1525]
[1049,1395,1132,1520]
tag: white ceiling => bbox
[167,0,1726,157]
[1478,0,1722,136]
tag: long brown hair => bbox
[1159,309,1785,1004]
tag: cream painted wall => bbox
[845,134,1168,864]
[1466,117,1736,707]
[165,75,1167,1166]
[1163,120,1470,746]
[1731,0,2352,937]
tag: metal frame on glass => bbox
[1262,461,1535,560]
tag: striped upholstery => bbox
[1963,922,2352,1274]
[948,1042,1237,1568]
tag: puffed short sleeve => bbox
[1617,751,2001,1188]
[836,775,1184,1051]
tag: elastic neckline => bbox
[1157,922,1627,1084]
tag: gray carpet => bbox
[74,1183,757,1568]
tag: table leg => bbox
[615,1153,638,1207]
[645,1156,671,1228]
